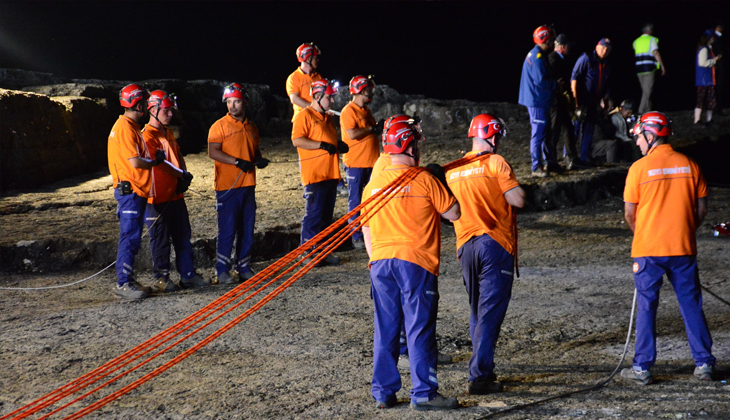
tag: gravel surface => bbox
[1,113,729,419]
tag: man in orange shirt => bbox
[286,42,323,121]
[292,79,348,265]
[446,114,525,395]
[362,122,460,411]
[143,90,209,292]
[340,75,384,250]
[621,112,715,385]
[208,83,269,284]
[107,84,165,300]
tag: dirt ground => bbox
[1,120,729,419]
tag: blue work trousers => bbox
[573,105,597,163]
[528,107,552,171]
[345,167,372,242]
[144,199,196,281]
[370,259,439,404]
[632,256,715,370]
[301,179,338,245]
[458,234,514,381]
[216,187,256,276]
[114,190,147,286]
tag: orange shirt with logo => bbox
[285,67,322,121]
[446,152,520,255]
[339,101,379,168]
[108,115,154,198]
[143,124,184,204]
[208,114,260,191]
[362,165,457,275]
[370,153,391,180]
[624,144,707,257]
[291,107,341,186]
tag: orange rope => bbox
[6,154,484,420]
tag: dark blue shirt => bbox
[519,45,555,108]
[571,51,610,106]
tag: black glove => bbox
[182,170,194,182]
[337,141,349,154]
[176,177,191,194]
[426,163,448,188]
[254,157,270,169]
[371,119,385,135]
[235,159,254,172]
[153,149,166,166]
[319,141,337,155]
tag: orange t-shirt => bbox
[446,152,520,255]
[285,67,322,121]
[370,153,391,180]
[339,101,379,168]
[107,115,153,198]
[208,114,260,191]
[291,107,341,186]
[143,124,184,204]
[362,165,457,275]
[624,144,707,257]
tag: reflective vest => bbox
[633,34,659,74]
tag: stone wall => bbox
[0,89,110,191]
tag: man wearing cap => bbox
[519,25,557,178]
[621,111,715,385]
[208,83,269,285]
[548,33,577,170]
[286,42,323,122]
[292,79,348,265]
[571,38,612,167]
[340,75,384,250]
[446,114,525,396]
[633,23,667,115]
[143,90,209,292]
[108,84,166,300]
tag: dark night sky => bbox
[0,1,726,111]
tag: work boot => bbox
[180,273,210,288]
[410,393,459,411]
[321,253,340,266]
[531,169,550,178]
[468,373,503,395]
[218,272,238,285]
[694,363,714,381]
[620,367,653,385]
[129,279,152,294]
[375,396,397,409]
[352,238,366,250]
[154,278,180,293]
[237,267,255,281]
[114,282,147,300]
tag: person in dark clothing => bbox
[548,34,577,170]
[713,24,726,115]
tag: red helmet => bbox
[119,84,148,108]
[147,90,177,110]
[468,114,507,140]
[533,25,555,44]
[222,83,249,103]
[632,111,673,137]
[349,75,374,95]
[383,114,423,143]
[383,121,422,155]
[310,79,339,98]
[296,42,321,63]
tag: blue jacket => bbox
[571,51,610,106]
[695,46,715,87]
[519,45,555,108]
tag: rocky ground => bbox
[1,112,729,419]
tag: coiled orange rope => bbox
[3,153,484,420]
